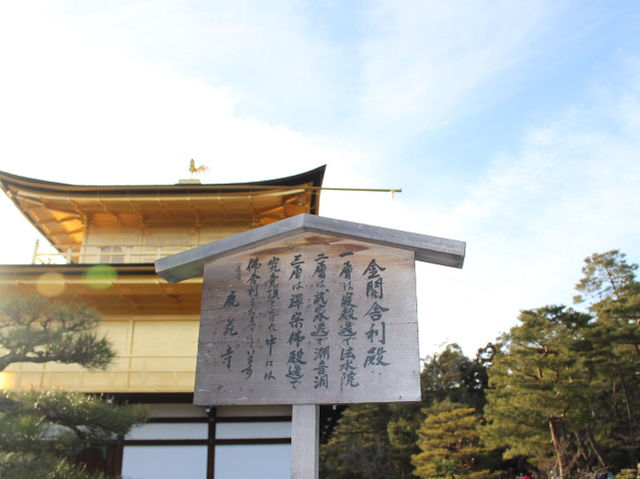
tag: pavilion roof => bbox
[0,166,326,254]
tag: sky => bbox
[1,1,639,358]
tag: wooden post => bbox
[31,239,39,264]
[291,404,319,479]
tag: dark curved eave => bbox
[0,263,156,276]
[0,166,325,253]
[0,263,203,315]
[0,165,325,199]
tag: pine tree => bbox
[574,251,640,467]
[574,250,639,306]
[320,403,399,479]
[387,412,423,479]
[482,306,596,478]
[0,295,114,371]
[421,343,488,411]
[320,344,491,478]
[412,399,489,479]
[0,296,146,479]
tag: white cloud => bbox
[0,2,370,185]
[357,0,568,133]
[0,2,378,263]
[414,61,640,356]
[71,1,350,130]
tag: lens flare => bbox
[35,272,65,297]
[84,264,118,290]
[0,372,15,389]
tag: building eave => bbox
[0,166,326,256]
[0,166,326,197]
[0,263,202,315]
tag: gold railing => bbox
[32,243,202,265]
[4,354,198,392]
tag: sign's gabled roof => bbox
[155,214,466,283]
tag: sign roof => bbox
[155,214,466,284]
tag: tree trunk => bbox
[586,426,607,469]
[549,418,565,479]
[566,445,584,476]
[618,372,637,464]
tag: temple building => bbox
[0,166,328,478]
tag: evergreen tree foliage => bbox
[483,251,640,478]
[322,251,640,478]
[320,344,490,479]
[574,251,640,467]
[412,399,490,479]
[0,296,146,479]
[574,250,639,306]
[482,306,597,478]
[421,343,488,411]
[615,469,638,479]
[320,403,398,479]
[0,389,146,455]
[0,451,110,479]
[388,415,420,478]
[0,295,114,371]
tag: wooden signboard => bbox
[155,214,466,479]
[195,233,420,406]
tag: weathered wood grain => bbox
[193,233,421,406]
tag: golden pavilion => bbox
[0,166,327,478]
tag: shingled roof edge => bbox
[155,214,466,284]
